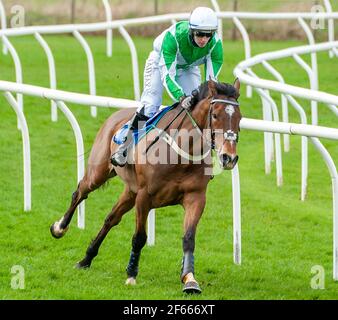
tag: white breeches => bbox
[138,50,201,118]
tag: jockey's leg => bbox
[111,50,162,167]
[177,66,201,96]
[139,50,163,119]
[111,111,149,167]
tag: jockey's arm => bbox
[205,38,223,81]
[159,31,185,102]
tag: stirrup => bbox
[111,111,149,167]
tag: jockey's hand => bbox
[180,95,192,109]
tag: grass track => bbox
[0,35,337,299]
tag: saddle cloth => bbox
[113,104,177,145]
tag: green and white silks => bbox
[138,21,223,118]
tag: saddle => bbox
[113,103,178,146]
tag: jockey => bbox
[111,7,223,167]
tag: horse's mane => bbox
[191,81,238,108]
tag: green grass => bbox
[0,35,337,300]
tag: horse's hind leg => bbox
[50,168,116,239]
[76,187,136,269]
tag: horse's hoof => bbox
[50,222,68,239]
[75,260,91,269]
[182,281,202,294]
[125,277,136,285]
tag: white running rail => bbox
[102,0,113,57]
[1,10,338,111]
[0,0,7,54]
[234,42,338,280]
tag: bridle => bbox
[202,97,240,152]
[145,96,240,162]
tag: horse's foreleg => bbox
[180,192,206,294]
[76,187,136,269]
[125,190,150,285]
[50,168,116,238]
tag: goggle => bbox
[193,31,214,38]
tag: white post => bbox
[292,53,336,118]
[260,91,283,186]
[262,61,290,153]
[261,61,308,200]
[323,0,335,58]
[34,33,58,122]
[281,93,289,152]
[102,0,112,57]
[264,90,275,165]
[247,69,283,186]
[56,101,85,229]
[210,0,222,41]
[73,30,97,118]
[285,95,308,201]
[333,47,338,57]
[310,137,338,281]
[292,53,315,88]
[119,26,140,101]
[298,18,318,125]
[147,209,155,246]
[334,175,338,280]
[327,104,338,116]
[4,91,31,211]
[2,36,23,129]
[261,94,273,174]
[0,0,7,55]
[233,17,252,98]
[232,164,241,265]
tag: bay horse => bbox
[50,79,241,294]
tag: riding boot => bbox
[111,111,149,167]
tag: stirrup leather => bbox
[111,112,149,167]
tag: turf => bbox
[0,35,337,299]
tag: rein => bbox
[145,107,186,154]
[184,97,240,155]
[145,97,239,161]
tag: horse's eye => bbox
[212,114,217,120]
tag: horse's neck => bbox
[174,99,211,157]
[189,99,211,130]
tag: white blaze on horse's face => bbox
[225,105,235,117]
[211,100,241,170]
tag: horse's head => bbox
[193,79,241,170]
[208,79,241,170]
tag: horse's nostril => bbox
[221,154,238,168]
[222,154,231,166]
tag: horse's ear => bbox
[207,78,217,97]
[233,78,240,99]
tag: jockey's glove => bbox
[180,95,193,109]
